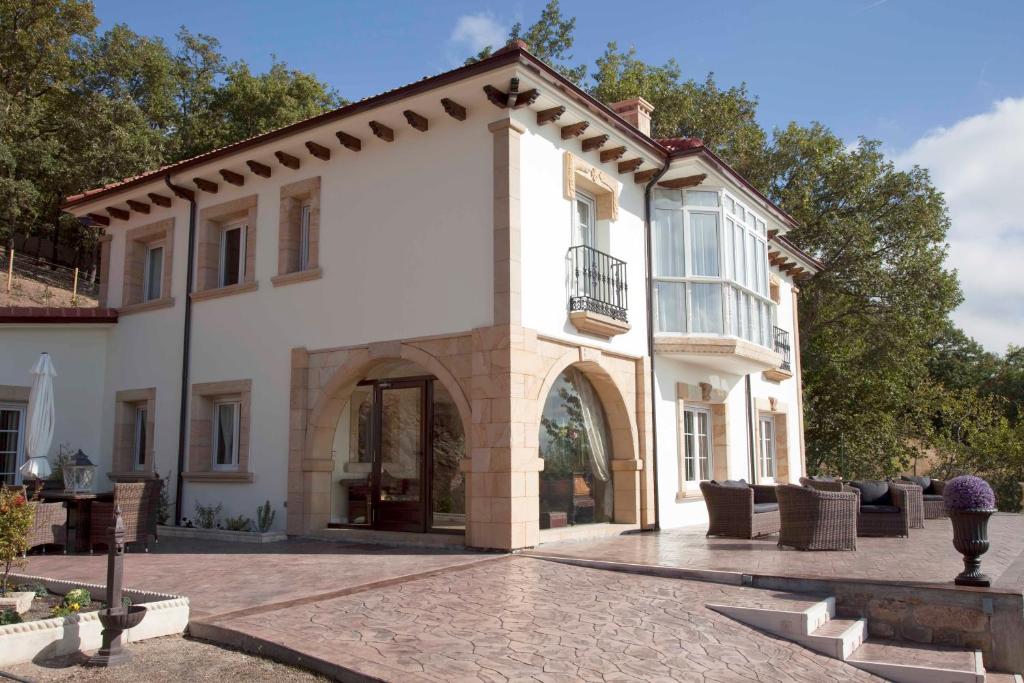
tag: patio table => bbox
[38,490,114,553]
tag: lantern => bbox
[63,449,97,494]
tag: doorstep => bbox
[536,522,642,546]
[303,527,467,549]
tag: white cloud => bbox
[893,97,1024,353]
[448,14,506,57]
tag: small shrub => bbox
[51,587,91,618]
[193,502,222,529]
[0,608,21,625]
[0,488,33,596]
[157,472,171,525]
[49,443,75,483]
[256,500,276,533]
[223,515,252,532]
[65,588,91,605]
[943,475,997,511]
[18,582,48,598]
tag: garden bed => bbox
[0,574,189,667]
[158,525,287,543]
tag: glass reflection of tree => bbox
[541,385,588,479]
[432,401,465,515]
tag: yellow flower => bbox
[69,603,79,611]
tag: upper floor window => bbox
[219,223,247,287]
[144,244,164,301]
[653,188,774,346]
[298,203,312,272]
[213,400,241,470]
[574,192,597,248]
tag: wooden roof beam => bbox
[600,146,626,163]
[441,98,466,121]
[513,88,540,108]
[633,168,659,184]
[193,177,218,194]
[305,141,331,161]
[86,213,110,226]
[369,121,394,142]
[126,200,150,214]
[275,151,300,170]
[582,134,609,153]
[483,84,507,109]
[658,173,707,189]
[403,110,428,132]
[537,106,565,126]
[618,158,643,174]
[219,169,245,186]
[247,160,271,178]
[561,121,589,139]
[106,206,129,221]
[505,77,519,108]
[336,131,362,151]
[148,193,172,207]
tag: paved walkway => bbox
[24,537,884,681]
[529,515,1024,592]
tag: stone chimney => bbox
[610,98,655,137]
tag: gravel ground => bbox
[1,635,326,682]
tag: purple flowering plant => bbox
[943,475,996,511]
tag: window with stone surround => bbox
[194,196,257,299]
[185,379,253,482]
[675,382,729,499]
[111,388,155,479]
[757,403,790,483]
[273,176,321,286]
[122,219,174,312]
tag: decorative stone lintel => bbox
[763,367,794,382]
[563,151,621,221]
[569,310,631,338]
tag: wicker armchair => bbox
[700,480,780,539]
[28,501,67,552]
[889,481,925,529]
[777,484,858,551]
[88,480,161,552]
[901,475,947,518]
[847,481,910,537]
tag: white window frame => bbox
[759,414,776,480]
[143,242,164,302]
[298,203,311,271]
[0,403,26,486]
[573,191,598,249]
[653,187,776,347]
[682,405,713,483]
[132,406,148,471]
[212,400,241,471]
[218,223,247,288]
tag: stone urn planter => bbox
[0,591,34,614]
[943,475,998,587]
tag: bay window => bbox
[653,188,775,346]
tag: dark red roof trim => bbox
[0,307,119,324]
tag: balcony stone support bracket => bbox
[654,335,783,376]
[762,366,794,382]
[569,309,630,338]
[563,151,620,221]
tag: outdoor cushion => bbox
[901,475,931,492]
[716,479,749,488]
[753,503,780,514]
[849,480,892,506]
[860,504,900,514]
[810,475,836,482]
[923,494,944,501]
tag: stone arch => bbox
[298,342,472,532]
[533,348,642,524]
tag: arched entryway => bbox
[539,367,614,527]
[298,346,472,535]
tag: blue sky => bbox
[92,0,1024,351]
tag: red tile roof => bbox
[657,137,704,152]
[0,307,119,324]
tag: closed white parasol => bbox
[19,352,56,480]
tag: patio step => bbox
[707,594,990,683]
[847,639,984,683]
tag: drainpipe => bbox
[643,158,670,531]
[745,375,757,484]
[165,174,196,526]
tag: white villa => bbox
[0,41,820,550]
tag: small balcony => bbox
[763,326,794,381]
[567,245,630,338]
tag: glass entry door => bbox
[371,379,427,531]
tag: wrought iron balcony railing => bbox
[568,245,628,323]
[773,325,791,371]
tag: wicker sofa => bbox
[88,480,161,552]
[700,480,780,539]
[799,476,843,492]
[901,475,947,518]
[847,480,911,537]
[777,484,858,551]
